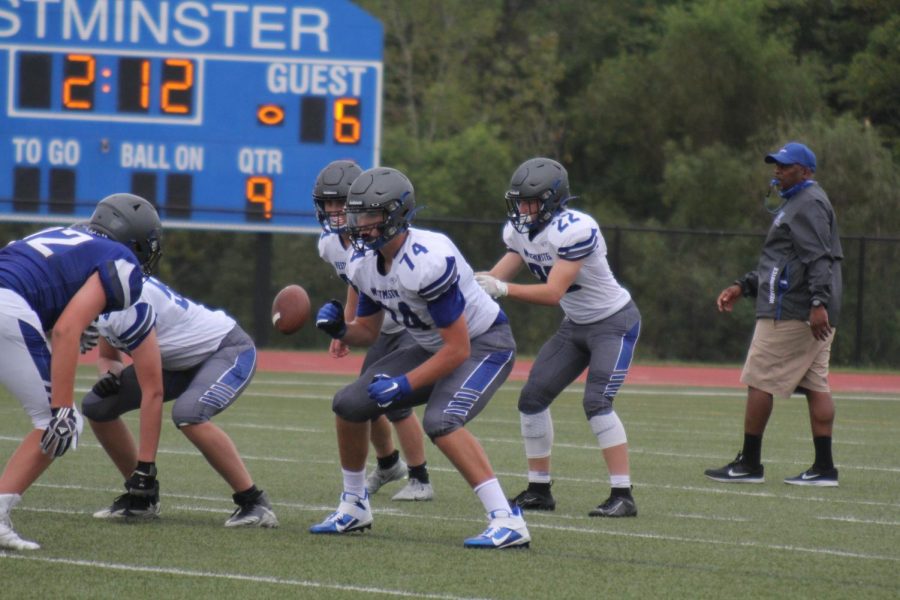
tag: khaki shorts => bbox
[740,319,834,398]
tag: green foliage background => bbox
[5,0,900,365]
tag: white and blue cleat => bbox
[309,491,373,534]
[463,505,531,549]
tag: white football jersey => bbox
[346,228,500,351]
[97,277,236,370]
[317,231,403,335]
[502,208,631,324]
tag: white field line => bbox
[73,374,900,403]
[0,553,490,600]
[10,486,900,565]
[2,432,898,477]
[816,516,900,526]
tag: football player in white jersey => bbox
[0,194,162,550]
[82,278,277,528]
[311,167,530,549]
[313,161,433,501]
[476,158,642,517]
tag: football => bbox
[271,284,311,334]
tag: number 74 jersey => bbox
[502,208,632,324]
[346,228,501,352]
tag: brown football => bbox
[271,284,311,334]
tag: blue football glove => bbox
[40,407,79,458]
[367,373,412,409]
[315,299,347,339]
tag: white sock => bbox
[610,474,631,488]
[473,478,510,515]
[342,468,366,498]
[527,470,552,484]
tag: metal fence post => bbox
[855,237,866,366]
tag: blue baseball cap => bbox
[764,142,816,172]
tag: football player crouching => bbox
[82,277,277,528]
[0,193,161,550]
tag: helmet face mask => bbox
[88,193,163,276]
[505,158,569,233]
[313,160,362,234]
[346,206,390,251]
[345,168,415,252]
[315,197,347,233]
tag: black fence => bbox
[366,218,899,368]
[1,219,896,368]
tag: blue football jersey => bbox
[0,226,144,330]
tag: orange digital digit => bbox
[161,58,194,114]
[63,54,95,110]
[246,176,273,219]
[139,59,151,109]
[334,98,361,144]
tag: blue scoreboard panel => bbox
[0,0,383,232]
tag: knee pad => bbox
[422,411,463,441]
[517,382,553,415]
[171,404,207,428]
[589,411,627,449]
[332,383,377,423]
[520,409,553,458]
[81,392,123,422]
[384,406,413,423]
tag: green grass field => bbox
[1,367,898,599]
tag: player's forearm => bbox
[406,344,468,390]
[136,389,163,462]
[341,320,379,346]
[49,330,80,409]
[505,282,565,306]
[97,357,126,376]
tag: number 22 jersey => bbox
[502,208,631,324]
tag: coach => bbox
[705,141,844,487]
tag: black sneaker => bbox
[508,482,556,511]
[784,466,838,487]
[704,453,764,483]
[589,494,637,517]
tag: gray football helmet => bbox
[505,157,570,233]
[345,167,415,251]
[89,193,163,275]
[312,160,362,233]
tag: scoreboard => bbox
[0,0,383,232]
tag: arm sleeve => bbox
[356,292,383,317]
[790,200,837,304]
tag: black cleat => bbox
[93,491,160,519]
[508,482,556,511]
[704,453,764,484]
[589,494,637,517]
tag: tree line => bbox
[4,0,898,366]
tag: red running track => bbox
[251,350,900,395]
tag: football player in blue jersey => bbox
[476,158,642,517]
[314,160,433,501]
[311,167,530,549]
[81,277,277,528]
[0,193,162,550]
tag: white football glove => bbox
[474,273,508,298]
[79,322,100,354]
